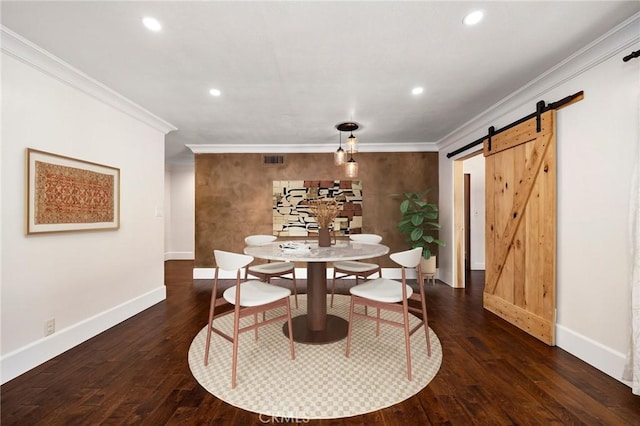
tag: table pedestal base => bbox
[283,314,348,344]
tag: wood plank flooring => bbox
[2,260,639,425]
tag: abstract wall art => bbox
[26,149,120,234]
[273,180,362,237]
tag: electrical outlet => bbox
[45,318,55,336]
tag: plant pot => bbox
[420,256,436,275]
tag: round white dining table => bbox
[244,239,389,344]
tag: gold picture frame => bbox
[26,148,120,234]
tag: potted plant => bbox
[394,189,445,274]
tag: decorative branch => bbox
[308,198,340,229]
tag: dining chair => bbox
[345,247,430,381]
[330,233,383,308]
[244,234,299,308]
[204,249,295,389]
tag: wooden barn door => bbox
[483,110,556,345]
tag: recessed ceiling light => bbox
[412,87,424,95]
[142,16,162,32]
[209,88,221,97]
[463,10,484,26]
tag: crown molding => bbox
[186,141,438,154]
[437,12,640,155]
[358,142,439,153]
[1,26,177,135]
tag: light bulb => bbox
[142,17,162,32]
[347,134,358,153]
[463,10,484,26]
[345,159,358,178]
[334,147,346,166]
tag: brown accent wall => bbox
[194,152,438,267]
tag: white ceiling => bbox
[2,1,639,164]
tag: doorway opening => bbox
[453,150,485,288]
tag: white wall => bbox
[0,30,174,383]
[165,164,195,260]
[463,154,485,270]
[164,168,172,255]
[438,15,640,383]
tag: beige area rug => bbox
[188,294,442,420]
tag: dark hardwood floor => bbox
[2,260,639,425]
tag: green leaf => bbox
[434,238,446,247]
[410,214,424,226]
[399,199,409,214]
[410,228,423,241]
[397,219,413,232]
[397,217,413,226]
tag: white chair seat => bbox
[349,277,413,303]
[349,234,383,244]
[333,260,379,273]
[248,261,294,275]
[224,280,291,307]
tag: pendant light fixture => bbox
[345,151,358,178]
[336,122,359,178]
[346,131,358,153]
[334,131,345,165]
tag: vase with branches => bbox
[308,198,340,246]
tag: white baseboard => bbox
[193,267,217,279]
[193,267,438,281]
[0,286,166,385]
[194,267,318,280]
[471,262,485,270]
[380,267,439,280]
[165,251,194,261]
[556,324,631,387]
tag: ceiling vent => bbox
[263,155,284,166]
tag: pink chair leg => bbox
[345,297,356,357]
[291,269,299,309]
[254,313,259,341]
[330,269,337,308]
[402,303,412,381]
[204,277,219,366]
[355,276,368,316]
[285,298,295,359]
[230,305,241,388]
[419,282,431,356]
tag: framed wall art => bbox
[273,180,363,237]
[26,148,120,234]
